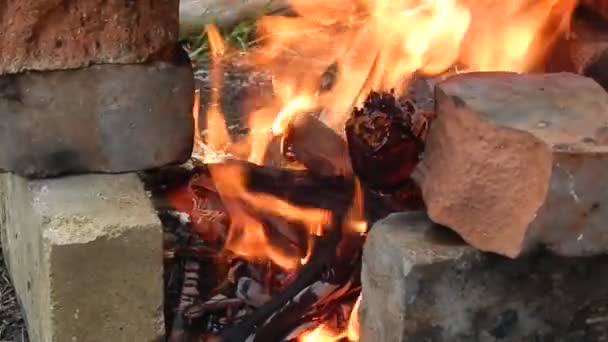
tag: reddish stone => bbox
[413,72,608,258]
[0,0,178,74]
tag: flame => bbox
[298,295,361,341]
[347,294,361,341]
[345,179,367,235]
[208,162,331,269]
[247,0,575,133]
[299,324,345,342]
[194,0,576,338]
[205,24,230,151]
[193,89,201,151]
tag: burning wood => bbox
[281,112,352,177]
[160,0,582,339]
[345,90,426,191]
[150,155,370,341]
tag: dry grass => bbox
[0,246,27,342]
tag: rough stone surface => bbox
[546,9,608,90]
[360,212,608,342]
[0,172,164,342]
[0,57,194,178]
[412,72,608,258]
[0,0,178,74]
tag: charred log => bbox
[345,90,425,191]
[198,160,355,212]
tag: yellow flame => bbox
[205,24,230,151]
[209,162,331,269]
[345,179,367,235]
[247,0,575,135]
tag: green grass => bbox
[184,20,257,61]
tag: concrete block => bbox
[0,173,164,342]
[0,56,194,178]
[361,212,608,342]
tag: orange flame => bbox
[298,294,361,341]
[248,0,575,133]
[347,294,361,341]
[208,162,331,269]
[194,1,575,338]
[205,24,230,152]
[345,179,367,235]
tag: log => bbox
[201,160,355,212]
[345,90,425,191]
[282,112,352,177]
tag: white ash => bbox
[166,210,191,225]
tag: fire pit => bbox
[147,1,608,341]
[3,0,608,341]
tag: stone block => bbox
[360,212,608,342]
[413,72,608,257]
[0,0,178,74]
[0,172,164,342]
[0,56,194,178]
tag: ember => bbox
[159,0,580,341]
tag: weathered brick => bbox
[0,56,194,177]
[0,172,164,342]
[412,72,608,257]
[0,0,178,74]
[361,212,608,342]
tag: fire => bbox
[192,0,577,339]
[204,24,230,151]
[299,294,361,342]
[345,179,367,235]
[208,162,331,269]
[248,0,575,132]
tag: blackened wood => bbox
[345,90,424,191]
